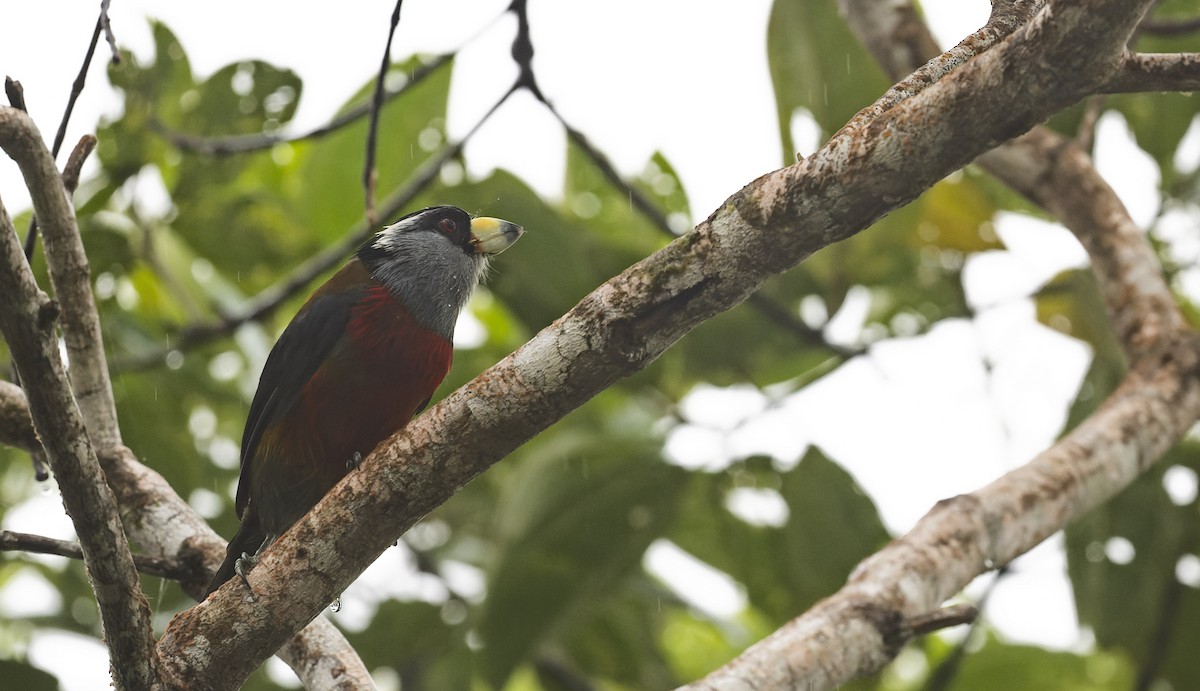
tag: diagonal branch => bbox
[686,343,1200,689]
[159,0,1160,687]
[678,0,1198,688]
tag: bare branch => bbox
[364,0,406,225]
[62,134,97,194]
[678,0,1192,688]
[1104,52,1200,93]
[159,0,1160,685]
[4,77,27,111]
[1,109,120,456]
[687,342,1200,690]
[24,4,118,261]
[0,529,192,580]
[153,53,452,155]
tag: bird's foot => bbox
[234,534,276,597]
[234,551,259,596]
[346,451,363,471]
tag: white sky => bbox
[0,2,1166,689]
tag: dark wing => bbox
[235,288,361,516]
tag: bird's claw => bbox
[234,551,258,596]
[346,451,363,471]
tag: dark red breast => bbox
[243,259,453,537]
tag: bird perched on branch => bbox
[205,206,523,596]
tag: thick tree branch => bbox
[979,131,1182,353]
[97,444,377,689]
[685,340,1200,690]
[0,175,163,687]
[159,0,1159,687]
[844,0,1181,358]
[683,1,1196,689]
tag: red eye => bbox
[438,218,457,234]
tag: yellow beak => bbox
[469,217,525,255]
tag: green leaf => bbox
[477,426,687,688]
[1035,268,1126,377]
[292,56,454,242]
[766,0,890,157]
[341,599,474,690]
[949,633,1134,690]
[0,659,58,691]
[1065,441,1200,691]
[670,448,890,624]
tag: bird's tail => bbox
[205,512,265,597]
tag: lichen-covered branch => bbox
[159,0,1161,687]
[679,0,1197,688]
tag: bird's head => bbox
[357,206,524,339]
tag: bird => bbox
[205,205,523,596]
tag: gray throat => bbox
[364,232,488,341]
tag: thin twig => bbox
[100,0,120,64]
[1132,508,1197,691]
[509,0,544,99]
[922,567,1007,691]
[4,77,27,111]
[152,55,452,154]
[62,134,97,195]
[23,6,116,261]
[0,529,192,581]
[364,0,407,225]
[901,603,978,638]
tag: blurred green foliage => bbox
[3,1,1200,689]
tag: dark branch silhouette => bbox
[364,0,407,224]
